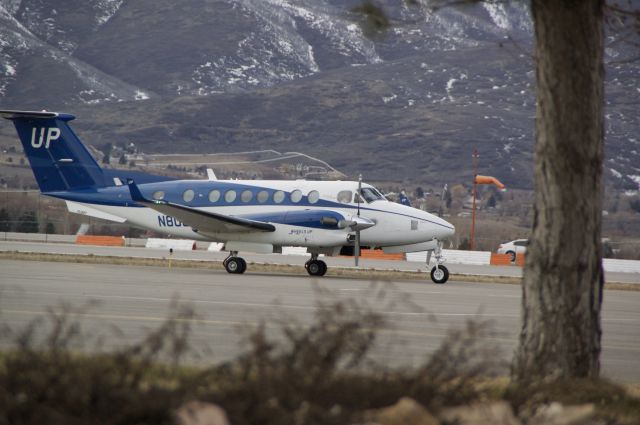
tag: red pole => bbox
[470,149,479,250]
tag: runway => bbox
[2,240,640,283]
[1,258,639,382]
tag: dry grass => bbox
[0,294,506,425]
[1,281,639,424]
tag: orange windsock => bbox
[475,175,505,189]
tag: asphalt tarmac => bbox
[2,240,640,283]
[1,258,639,382]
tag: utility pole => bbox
[470,149,479,250]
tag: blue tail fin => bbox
[0,110,108,192]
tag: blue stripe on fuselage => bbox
[45,180,453,230]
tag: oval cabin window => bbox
[208,189,221,203]
[273,190,285,204]
[183,189,195,203]
[241,190,253,203]
[290,189,302,203]
[257,190,269,203]
[308,190,320,204]
[337,190,352,203]
[225,190,237,203]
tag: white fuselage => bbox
[63,179,455,254]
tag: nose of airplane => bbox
[431,214,455,240]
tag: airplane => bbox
[0,109,455,283]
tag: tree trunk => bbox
[513,0,605,382]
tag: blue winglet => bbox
[127,179,147,203]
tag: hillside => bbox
[0,0,638,188]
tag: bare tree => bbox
[352,0,639,382]
[513,0,605,382]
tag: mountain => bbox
[0,0,638,189]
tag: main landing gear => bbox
[223,252,327,276]
[428,241,449,284]
[305,253,327,277]
[223,252,247,274]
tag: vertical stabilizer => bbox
[0,110,107,192]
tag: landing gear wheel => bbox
[430,265,449,284]
[237,257,247,274]
[225,257,247,274]
[306,260,327,277]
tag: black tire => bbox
[430,265,449,284]
[306,260,326,277]
[225,257,243,274]
[506,251,516,262]
[317,260,327,276]
[237,257,247,274]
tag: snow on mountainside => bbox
[0,0,638,188]
[0,0,150,104]
[0,0,533,100]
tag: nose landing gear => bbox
[428,241,449,284]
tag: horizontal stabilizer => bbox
[0,110,60,120]
[65,201,127,223]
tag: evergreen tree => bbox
[0,208,10,232]
[101,143,112,165]
[17,211,39,233]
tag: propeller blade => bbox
[355,174,363,267]
[357,174,362,216]
[355,229,360,267]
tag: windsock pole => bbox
[471,150,479,250]
[470,149,505,250]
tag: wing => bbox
[127,180,275,233]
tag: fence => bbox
[1,190,639,260]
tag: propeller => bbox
[337,175,375,267]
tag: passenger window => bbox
[308,190,320,204]
[224,190,237,203]
[152,191,165,200]
[257,190,269,203]
[241,190,253,203]
[273,190,285,204]
[208,189,221,203]
[290,189,302,203]
[337,190,352,203]
[183,189,195,203]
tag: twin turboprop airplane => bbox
[0,109,455,283]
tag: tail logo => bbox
[30,127,61,149]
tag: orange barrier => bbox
[360,249,405,261]
[490,253,513,266]
[76,235,125,246]
[342,249,405,261]
[516,254,526,267]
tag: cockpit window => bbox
[359,187,385,203]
